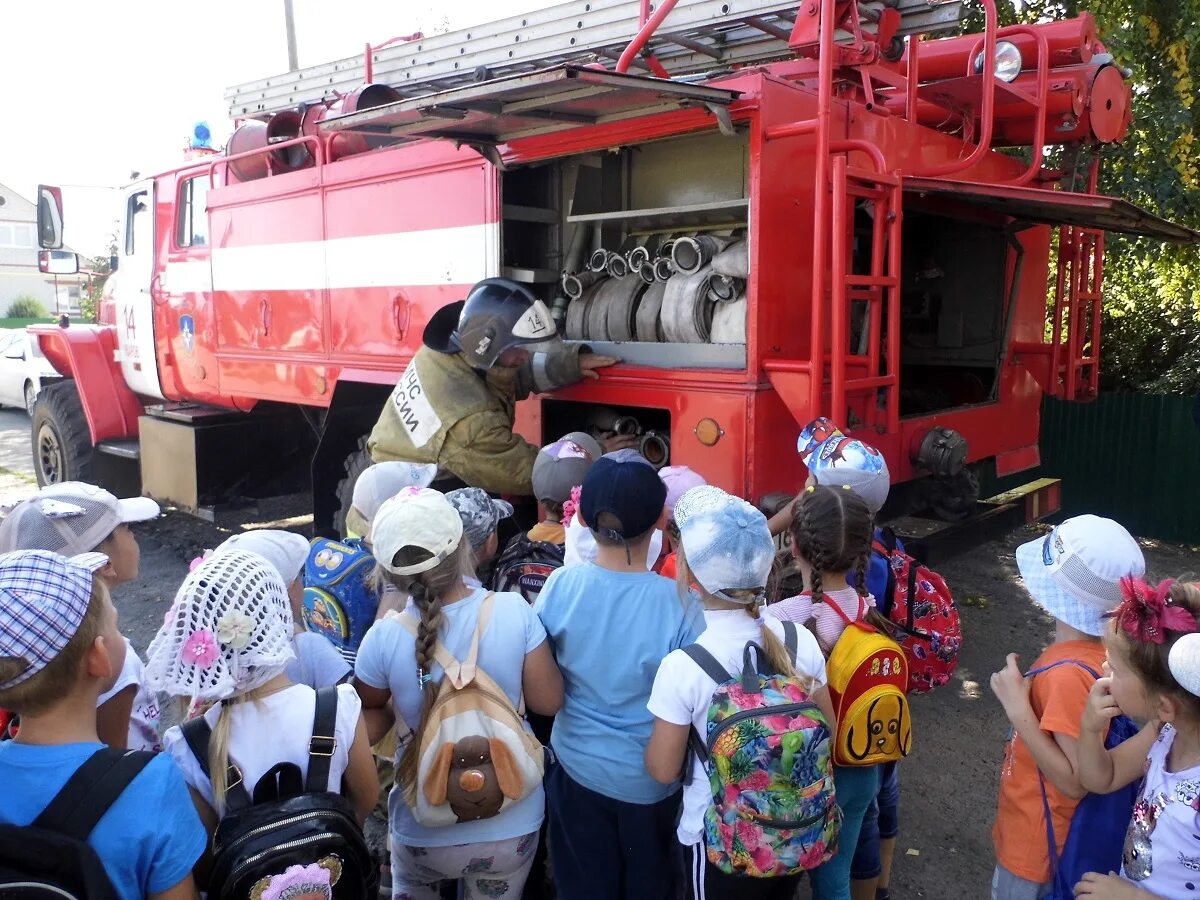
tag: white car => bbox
[0,329,61,415]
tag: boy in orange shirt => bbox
[988,515,1145,900]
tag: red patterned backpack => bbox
[873,530,962,693]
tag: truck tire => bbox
[333,436,373,537]
[31,381,96,486]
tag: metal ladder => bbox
[1051,225,1105,401]
[226,0,962,118]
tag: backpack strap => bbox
[1026,659,1102,681]
[388,592,496,689]
[781,620,800,661]
[305,685,340,793]
[1037,773,1062,886]
[682,644,733,686]
[822,595,869,628]
[33,748,155,840]
[180,713,252,811]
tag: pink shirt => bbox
[767,586,876,652]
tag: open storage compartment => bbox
[499,130,750,368]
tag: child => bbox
[535,449,705,900]
[217,529,353,688]
[345,461,440,540]
[0,549,205,899]
[798,419,902,900]
[491,433,601,608]
[768,484,886,900]
[1071,577,1200,898]
[987,515,1145,900]
[645,485,833,899]
[149,549,378,831]
[655,465,706,579]
[446,486,514,575]
[0,481,162,750]
[353,488,563,899]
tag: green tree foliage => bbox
[980,0,1200,392]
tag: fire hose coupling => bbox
[671,234,733,275]
[605,252,629,279]
[639,430,670,470]
[562,270,603,300]
[626,245,652,272]
[587,249,610,273]
[912,426,968,478]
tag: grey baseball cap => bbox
[531,432,603,504]
[445,488,514,550]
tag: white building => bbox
[0,182,84,316]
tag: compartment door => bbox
[319,64,740,146]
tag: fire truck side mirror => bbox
[38,250,79,276]
[37,185,65,250]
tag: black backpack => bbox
[0,747,155,899]
[181,686,376,900]
[490,531,565,603]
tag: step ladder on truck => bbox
[30,0,1198,553]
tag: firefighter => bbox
[368,277,630,497]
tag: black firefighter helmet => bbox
[423,278,556,370]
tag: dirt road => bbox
[0,411,1194,898]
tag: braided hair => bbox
[375,540,471,805]
[789,485,890,631]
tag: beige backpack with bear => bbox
[388,593,544,826]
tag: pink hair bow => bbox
[1109,576,1193,644]
[562,484,583,525]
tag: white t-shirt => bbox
[97,640,162,752]
[1121,723,1200,893]
[646,608,828,846]
[162,682,361,808]
[287,632,353,689]
[354,587,547,848]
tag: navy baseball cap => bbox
[580,449,667,540]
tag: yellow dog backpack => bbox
[824,598,913,766]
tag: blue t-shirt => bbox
[355,587,547,847]
[0,741,206,900]
[534,562,704,804]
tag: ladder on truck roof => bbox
[226,0,964,119]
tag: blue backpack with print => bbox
[302,537,378,664]
[1028,659,1140,900]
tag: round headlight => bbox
[973,40,1023,84]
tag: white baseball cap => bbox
[674,485,774,600]
[347,462,440,538]
[0,482,160,556]
[1014,515,1145,636]
[216,530,310,586]
[370,488,464,576]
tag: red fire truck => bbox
[32,0,1196,538]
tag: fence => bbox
[1017,393,1200,545]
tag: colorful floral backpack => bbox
[873,529,962,693]
[684,623,841,877]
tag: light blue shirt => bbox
[355,587,547,847]
[0,741,206,900]
[534,562,704,803]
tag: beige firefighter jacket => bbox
[367,341,585,496]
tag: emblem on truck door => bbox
[179,315,195,355]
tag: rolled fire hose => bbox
[711,240,749,279]
[707,274,744,303]
[587,249,610,273]
[589,409,641,436]
[710,294,747,344]
[636,281,667,342]
[565,279,604,340]
[605,278,648,342]
[672,234,733,275]
[562,270,603,300]
[605,252,629,279]
[586,276,635,341]
[639,431,670,469]
[661,267,717,343]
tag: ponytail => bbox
[208,699,237,815]
[376,541,470,806]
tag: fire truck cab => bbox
[32,0,1197,536]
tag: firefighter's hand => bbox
[578,354,620,380]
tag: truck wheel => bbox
[333,437,373,537]
[31,381,96,486]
